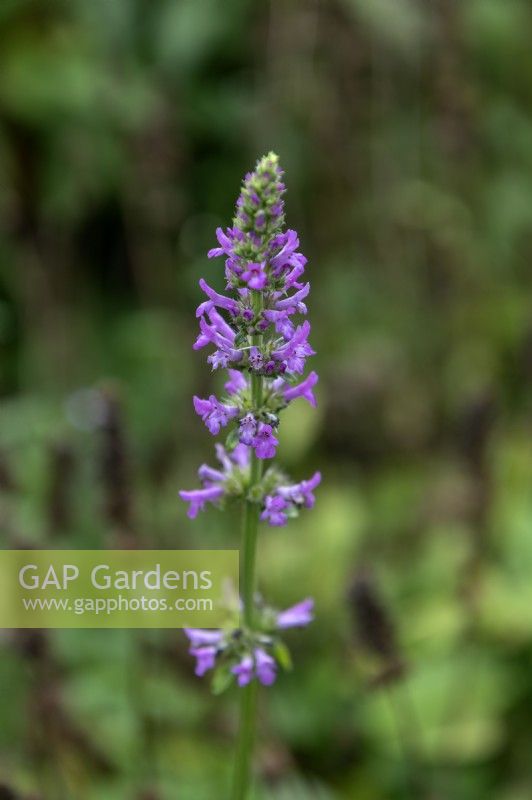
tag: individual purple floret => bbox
[253,423,278,460]
[281,370,319,407]
[193,395,238,434]
[231,654,255,686]
[178,485,225,520]
[272,321,315,374]
[239,413,257,446]
[261,471,322,526]
[225,369,247,395]
[260,495,288,526]
[241,263,268,290]
[276,598,314,629]
[255,649,277,685]
[184,628,224,676]
[275,471,322,507]
[232,649,277,687]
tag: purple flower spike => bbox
[180,153,320,690]
[181,153,321,529]
[277,598,314,629]
[189,152,316,379]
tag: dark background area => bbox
[1,0,532,798]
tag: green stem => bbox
[231,307,263,800]
[242,454,261,626]
[231,448,262,800]
[231,676,259,800]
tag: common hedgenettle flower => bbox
[184,598,315,684]
[180,153,321,798]
[181,151,321,521]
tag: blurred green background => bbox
[1,0,532,798]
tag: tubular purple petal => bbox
[185,628,224,646]
[255,649,277,685]
[232,654,254,687]
[277,598,315,629]
[225,369,248,395]
[283,371,319,406]
[198,278,239,315]
[253,423,278,460]
[179,486,224,518]
[275,283,310,311]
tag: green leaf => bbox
[211,663,234,695]
[225,427,240,450]
[273,641,293,671]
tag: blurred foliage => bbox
[1,0,532,798]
